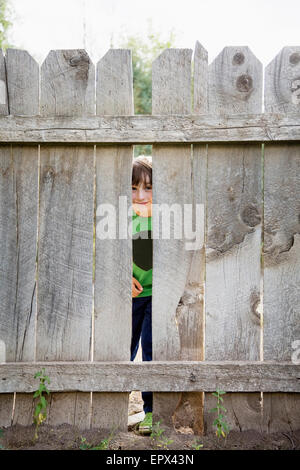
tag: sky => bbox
[8,0,300,67]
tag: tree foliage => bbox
[0,0,12,50]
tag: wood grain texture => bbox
[205,46,263,433]
[0,362,299,393]
[152,48,204,433]
[5,49,39,115]
[93,49,133,431]
[193,41,208,114]
[264,52,300,432]
[0,114,300,143]
[262,143,300,432]
[40,49,95,116]
[0,50,39,427]
[265,46,300,113]
[208,46,263,114]
[37,49,95,427]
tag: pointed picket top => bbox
[5,49,39,115]
[0,49,8,115]
[208,46,263,114]
[40,49,95,116]
[265,46,300,113]
[96,49,133,115]
[193,41,208,113]
[152,48,192,114]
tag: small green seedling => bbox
[80,429,115,450]
[191,439,203,450]
[150,420,173,450]
[209,389,230,438]
[33,368,50,440]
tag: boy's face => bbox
[132,175,152,217]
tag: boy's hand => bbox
[132,277,143,298]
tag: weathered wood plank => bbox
[40,49,95,116]
[0,114,300,142]
[0,362,299,393]
[37,49,95,428]
[93,49,133,431]
[193,41,208,114]
[205,47,263,433]
[0,47,11,425]
[5,49,39,115]
[0,50,39,427]
[208,46,263,114]
[263,48,300,432]
[262,143,300,432]
[152,48,203,432]
[265,47,300,113]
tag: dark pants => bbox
[131,295,152,413]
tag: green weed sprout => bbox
[209,389,230,438]
[33,368,50,440]
[80,429,115,450]
[150,420,173,450]
[191,438,203,450]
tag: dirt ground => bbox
[1,423,300,451]
[1,389,299,451]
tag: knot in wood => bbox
[43,167,54,183]
[236,74,253,93]
[289,52,300,65]
[232,52,245,65]
[189,372,196,382]
[241,205,261,227]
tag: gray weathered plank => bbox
[40,49,95,116]
[205,46,263,433]
[265,46,300,113]
[0,49,39,427]
[208,46,263,114]
[263,49,300,432]
[0,114,300,143]
[193,41,208,114]
[152,48,204,432]
[93,49,133,431]
[37,49,95,428]
[0,362,299,393]
[262,143,300,432]
[5,49,39,115]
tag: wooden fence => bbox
[0,43,299,434]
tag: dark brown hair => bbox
[132,156,152,187]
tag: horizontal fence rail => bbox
[0,362,299,393]
[0,114,299,143]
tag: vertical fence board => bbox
[0,49,10,426]
[204,47,263,433]
[263,144,300,431]
[0,50,38,427]
[92,49,133,431]
[37,50,95,429]
[6,48,39,115]
[152,48,204,432]
[263,47,300,432]
[265,46,300,113]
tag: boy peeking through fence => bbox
[131,155,153,434]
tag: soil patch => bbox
[1,424,299,451]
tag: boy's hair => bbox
[132,155,152,187]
